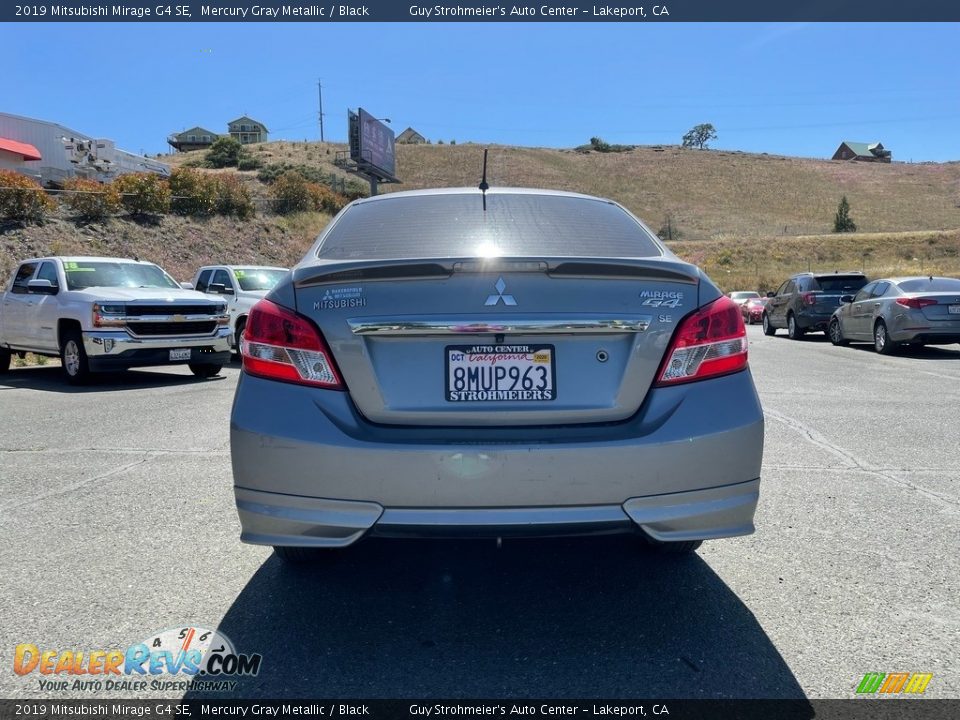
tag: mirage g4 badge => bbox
[485,277,517,306]
[640,289,683,308]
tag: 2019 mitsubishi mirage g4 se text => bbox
[229,187,764,562]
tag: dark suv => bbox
[763,271,869,339]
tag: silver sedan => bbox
[230,188,764,561]
[828,276,960,354]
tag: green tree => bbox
[0,170,56,222]
[168,168,217,216]
[205,136,243,168]
[62,178,122,221]
[269,171,312,214]
[833,195,857,233]
[681,123,717,150]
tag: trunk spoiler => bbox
[293,256,700,288]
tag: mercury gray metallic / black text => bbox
[229,188,764,561]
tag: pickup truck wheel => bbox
[0,348,10,373]
[234,319,246,357]
[189,363,222,378]
[60,331,90,385]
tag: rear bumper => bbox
[889,328,960,345]
[795,311,834,331]
[235,478,760,547]
[83,328,232,371]
[230,369,764,546]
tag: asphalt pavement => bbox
[1,326,958,699]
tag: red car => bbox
[741,297,769,325]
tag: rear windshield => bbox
[811,275,868,293]
[897,277,960,293]
[63,261,178,291]
[731,292,760,300]
[316,193,663,260]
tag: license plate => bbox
[949,305,960,315]
[169,348,191,361]
[446,344,556,402]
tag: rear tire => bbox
[828,318,848,346]
[60,329,90,385]
[189,363,222,378]
[0,348,10,373]
[874,321,898,355]
[787,313,804,340]
[273,546,337,564]
[762,313,776,336]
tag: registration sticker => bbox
[446,344,556,402]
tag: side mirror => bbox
[208,283,226,294]
[766,291,775,298]
[27,279,58,295]
[840,295,854,304]
[180,282,195,290]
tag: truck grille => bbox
[126,305,220,316]
[126,321,218,336]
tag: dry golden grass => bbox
[671,229,960,292]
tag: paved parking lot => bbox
[1,325,958,699]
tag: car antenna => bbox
[479,148,489,212]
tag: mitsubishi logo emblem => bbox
[485,276,517,306]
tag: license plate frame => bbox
[169,348,192,362]
[445,344,556,402]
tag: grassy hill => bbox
[4,140,960,292]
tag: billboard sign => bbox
[348,107,397,181]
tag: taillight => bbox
[801,292,817,306]
[241,299,343,389]
[896,297,937,309]
[655,295,748,387]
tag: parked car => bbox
[190,265,289,352]
[828,276,960,354]
[728,290,761,306]
[230,187,764,562]
[741,297,768,325]
[763,271,869,339]
[0,256,231,383]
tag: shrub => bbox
[0,170,55,222]
[168,168,217,216]
[237,156,263,171]
[269,171,312,214]
[113,173,171,217]
[205,136,243,168]
[62,178,121,220]
[257,162,328,185]
[215,174,255,220]
[307,183,349,214]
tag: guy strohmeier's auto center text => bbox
[15,3,669,19]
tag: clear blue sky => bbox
[5,22,959,161]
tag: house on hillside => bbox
[832,140,892,163]
[228,116,268,144]
[167,126,219,152]
[397,127,427,144]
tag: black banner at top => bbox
[3,0,960,22]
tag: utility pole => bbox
[317,80,325,143]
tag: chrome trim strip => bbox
[348,317,653,336]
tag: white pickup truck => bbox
[0,256,232,384]
[189,265,289,351]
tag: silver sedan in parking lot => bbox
[828,276,960,353]
[230,187,764,562]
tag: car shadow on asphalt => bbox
[0,365,227,392]
[191,536,811,702]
